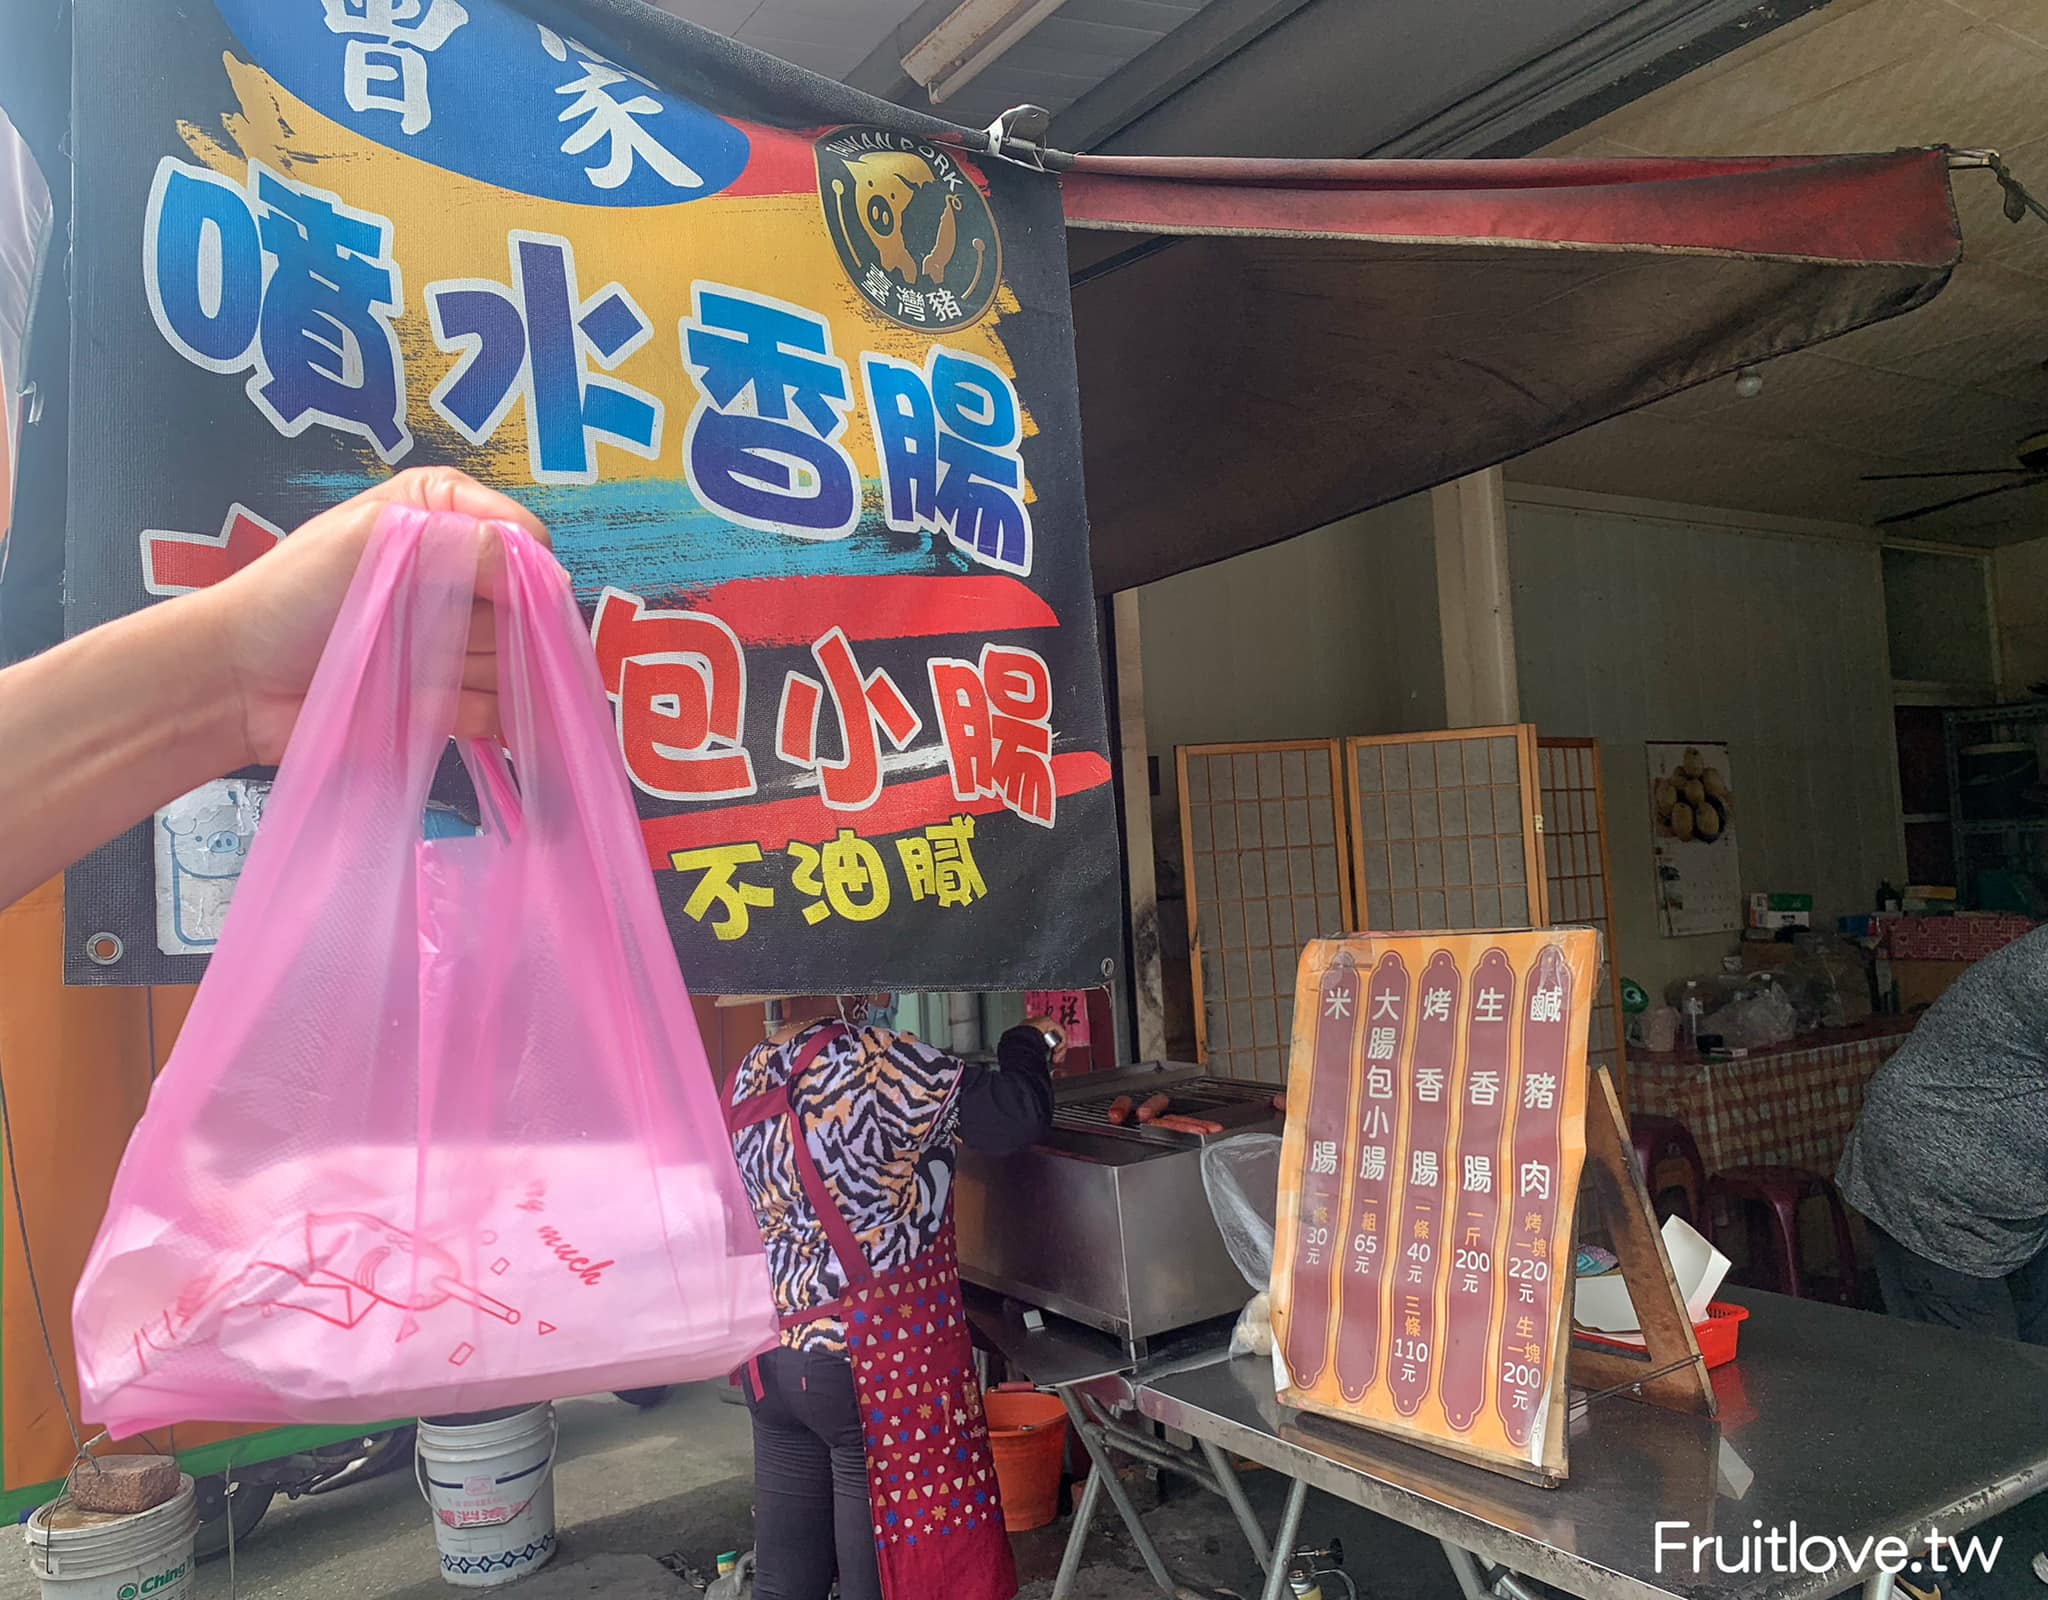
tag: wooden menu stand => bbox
[1567,1065,1717,1419]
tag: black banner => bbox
[59,0,1119,993]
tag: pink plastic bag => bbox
[74,507,777,1435]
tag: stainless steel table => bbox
[976,1287,2048,1600]
[968,1291,1266,1597]
[1139,1290,2048,1600]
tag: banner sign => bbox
[1271,930,1596,1480]
[60,0,1119,993]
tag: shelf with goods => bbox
[1945,701,2048,907]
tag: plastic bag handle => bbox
[251,507,598,854]
[213,511,500,898]
[458,737,524,841]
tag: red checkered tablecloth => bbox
[1627,1018,1916,1175]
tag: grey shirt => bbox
[1838,924,2048,1277]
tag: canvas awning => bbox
[0,0,1961,631]
[1061,149,1960,593]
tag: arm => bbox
[954,1024,1058,1156]
[0,597,247,911]
[0,468,546,911]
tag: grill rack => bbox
[1054,1075,1281,1145]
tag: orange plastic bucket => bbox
[983,1387,1069,1532]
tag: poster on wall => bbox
[1646,742,1740,937]
[1269,930,1598,1481]
[56,0,1119,993]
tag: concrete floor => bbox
[7,1385,2047,1599]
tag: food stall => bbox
[0,0,2028,1586]
[966,935,2048,1600]
[973,1288,2048,1600]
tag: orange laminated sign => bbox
[1270,930,1597,1482]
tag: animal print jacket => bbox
[729,1021,1054,1354]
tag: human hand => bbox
[1023,1015,1070,1066]
[189,468,550,765]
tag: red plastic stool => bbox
[1708,1165,1859,1304]
[1628,1115,1708,1232]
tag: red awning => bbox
[1061,149,1959,593]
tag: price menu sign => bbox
[1270,931,1596,1481]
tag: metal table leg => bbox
[1059,1387,1178,1595]
[1258,1478,1310,1600]
[1196,1436,1273,1573]
[1862,1575,1896,1600]
[1050,1454,1105,1600]
[1438,1539,1495,1600]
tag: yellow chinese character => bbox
[1524,1212,1545,1235]
[896,815,988,907]
[1521,1341,1543,1362]
[1414,1220,1430,1242]
[669,842,774,941]
[1404,1313,1422,1337]
[789,830,892,924]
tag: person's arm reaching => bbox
[0,468,548,911]
[954,1020,1062,1156]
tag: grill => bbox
[957,1065,1283,1354]
[1054,1077,1284,1146]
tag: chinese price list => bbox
[1271,931,1595,1477]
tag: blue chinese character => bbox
[252,168,409,460]
[683,286,857,538]
[864,354,939,530]
[426,231,661,484]
[861,348,1031,574]
[144,157,411,462]
[145,162,263,368]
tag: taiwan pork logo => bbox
[816,128,1000,332]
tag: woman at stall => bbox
[725,995,1060,1600]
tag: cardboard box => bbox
[1748,892,1813,930]
[1886,913,2036,963]
[1893,959,1973,1012]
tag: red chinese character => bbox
[927,644,1055,826]
[591,588,755,800]
[777,628,922,811]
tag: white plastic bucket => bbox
[26,1475,198,1600]
[416,1404,559,1588]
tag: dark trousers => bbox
[744,1348,883,1600]
[1870,1225,2048,1345]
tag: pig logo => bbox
[816,127,1000,331]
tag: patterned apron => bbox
[727,1025,1017,1600]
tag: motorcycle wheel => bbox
[306,1426,418,1493]
[614,1386,673,1409]
[194,1477,277,1560]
